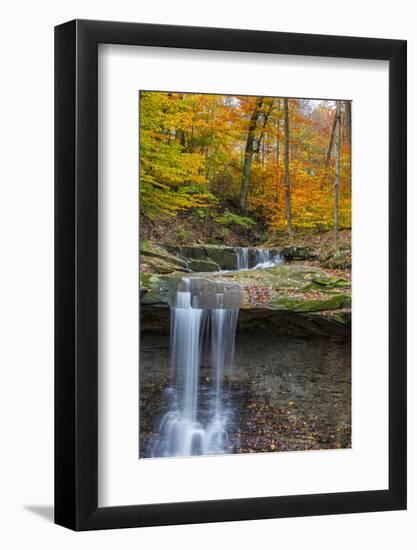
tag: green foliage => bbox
[173,227,194,243]
[140,92,211,219]
[213,210,256,229]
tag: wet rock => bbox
[140,273,180,306]
[147,242,284,272]
[164,244,209,261]
[173,278,244,309]
[186,258,221,272]
[203,245,238,270]
[164,243,239,270]
[140,240,189,273]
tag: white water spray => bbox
[236,247,249,270]
[253,249,284,269]
[236,247,283,270]
[151,279,242,457]
[149,247,284,457]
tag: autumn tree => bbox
[344,100,352,187]
[283,97,293,235]
[238,97,264,211]
[326,110,338,168]
[139,92,210,219]
[139,92,351,238]
[276,99,281,165]
[333,100,341,255]
[344,100,351,150]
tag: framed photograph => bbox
[55,19,406,530]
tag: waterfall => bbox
[256,249,270,266]
[148,246,283,458]
[150,278,242,458]
[236,247,249,270]
[236,247,283,270]
[253,249,283,269]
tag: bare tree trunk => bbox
[334,101,341,256]
[276,99,281,164]
[259,99,274,144]
[283,97,293,236]
[255,98,274,163]
[175,93,186,147]
[276,99,281,205]
[344,100,351,149]
[344,100,352,190]
[326,109,338,167]
[176,129,186,147]
[238,97,264,211]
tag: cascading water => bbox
[236,247,249,270]
[256,249,270,265]
[253,249,283,269]
[236,247,283,270]
[148,246,283,458]
[150,278,242,458]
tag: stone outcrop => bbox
[140,263,351,315]
[141,242,281,273]
[140,241,351,336]
[173,278,244,309]
[140,240,190,273]
[281,245,318,261]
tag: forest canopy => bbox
[139,91,351,247]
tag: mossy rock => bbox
[272,293,351,312]
[305,275,351,292]
[205,264,350,314]
[187,258,221,272]
[204,245,238,270]
[142,256,189,274]
[140,273,179,306]
[322,251,351,270]
[163,243,238,271]
[139,254,351,318]
[140,240,189,273]
[281,246,316,260]
[211,264,349,290]
[164,245,208,261]
[152,243,285,272]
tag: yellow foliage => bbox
[139,92,352,233]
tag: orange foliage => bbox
[140,92,351,233]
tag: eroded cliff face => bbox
[140,319,351,457]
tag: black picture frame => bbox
[55,19,407,531]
